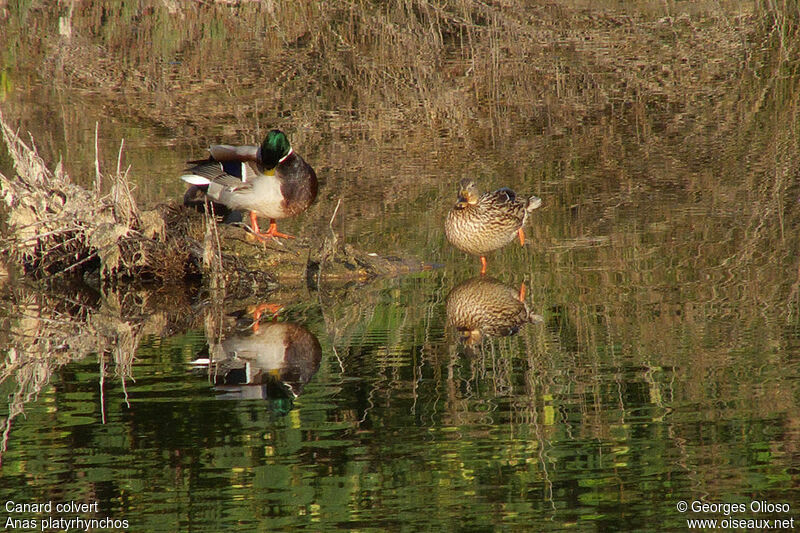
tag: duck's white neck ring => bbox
[279,147,294,164]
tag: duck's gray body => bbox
[182,144,317,221]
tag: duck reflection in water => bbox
[191,303,322,409]
[446,277,543,345]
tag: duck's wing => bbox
[489,188,542,212]
[491,187,517,203]
[182,159,229,180]
[526,195,543,211]
[207,144,260,163]
[183,144,259,181]
[181,160,253,193]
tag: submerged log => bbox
[0,112,427,291]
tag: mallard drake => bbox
[190,304,322,401]
[181,129,317,240]
[445,179,541,274]
[446,276,542,344]
[211,321,321,399]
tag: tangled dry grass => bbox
[0,110,192,282]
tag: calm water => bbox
[2,3,800,532]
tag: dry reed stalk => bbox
[201,202,226,291]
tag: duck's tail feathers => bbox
[181,174,212,187]
[526,196,543,212]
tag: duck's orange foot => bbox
[480,256,488,276]
[254,228,295,241]
[250,214,295,240]
[518,282,526,302]
[518,228,526,246]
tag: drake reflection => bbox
[192,304,322,407]
[446,276,542,344]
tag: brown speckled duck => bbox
[181,129,317,240]
[445,179,541,275]
[446,276,542,344]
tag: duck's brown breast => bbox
[277,154,318,217]
[445,200,526,256]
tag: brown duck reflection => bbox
[446,277,542,344]
[193,304,322,401]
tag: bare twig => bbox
[94,121,101,196]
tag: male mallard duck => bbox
[181,129,317,240]
[446,276,542,344]
[190,304,322,402]
[445,179,541,275]
[210,321,322,399]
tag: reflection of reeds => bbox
[0,342,68,465]
[0,279,196,466]
[0,288,127,464]
[0,2,757,193]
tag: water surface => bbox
[1,2,800,532]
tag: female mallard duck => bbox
[181,129,317,240]
[445,179,541,275]
[446,276,542,344]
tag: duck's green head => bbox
[260,129,292,168]
[456,178,480,206]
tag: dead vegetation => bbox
[0,109,197,282]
